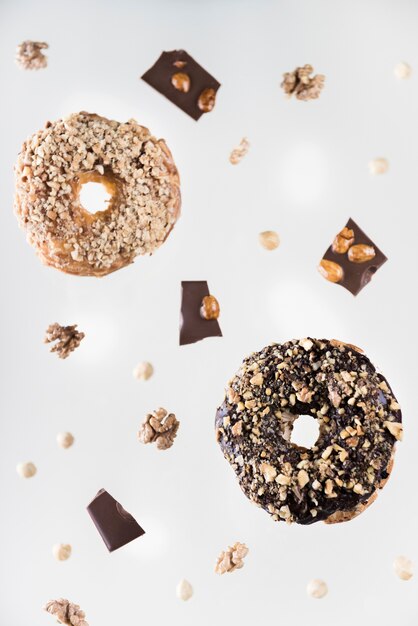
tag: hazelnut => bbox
[52,543,72,561]
[16,461,37,478]
[347,244,376,263]
[171,72,191,93]
[56,432,74,449]
[368,158,389,175]
[200,295,220,320]
[318,259,344,283]
[394,62,412,80]
[197,88,216,112]
[176,578,193,601]
[332,227,355,254]
[259,230,280,250]
[133,361,154,381]
[393,555,413,580]
[307,579,328,599]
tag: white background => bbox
[0,0,417,624]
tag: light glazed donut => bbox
[14,112,181,276]
[215,338,402,525]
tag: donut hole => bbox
[79,179,112,215]
[290,414,320,449]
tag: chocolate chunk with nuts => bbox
[44,323,85,359]
[319,218,387,295]
[142,50,221,121]
[138,408,179,450]
[180,281,222,345]
[281,64,325,101]
[215,542,249,574]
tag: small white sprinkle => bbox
[176,578,193,601]
[16,462,37,478]
[307,579,328,599]
[393,555,413,580]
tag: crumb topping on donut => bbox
[215,339,402,525]
[14,112,180,276]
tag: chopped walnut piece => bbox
[393,555,413,580]
[138,408,179,450]
[16,41,48,70]
[44,323,85,359]
[307,579,328,599]
[229,138,250,165]
[44,598,88,626]
[384,421,403,441]
[281,65,325,101]
[215,542,249,574]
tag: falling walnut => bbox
[138,408,179,450]
[215,542,249,574]
[16,41,48,70]
[281,65,325,101]
[44,598,88,626]
[44,323,85,359]
[229,138,250,165]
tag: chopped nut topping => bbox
[332,227,355,254]
[200,295,220,320]
[260,462,277,483]
[393,555,413,580]
[215,542,249,574]
[16,461,37,478]
[259,230,280,250]
[133,361,154,381]
[307,579,328,599]
[318,259,344,283]
[138,408,179,450]
[52,544,72,561]
[171,72,191,93]
[56,432,74,449]
[347,244,376,263]
[368,158,389,175]
[281,65,325,101]
[197,88,216,112]
[250,372,263,386]
[229,138,250,165]
[176,578,193,601]
[384,421,403,441]
[44,599,88,626]
[44,323,85,359]
[298,469,310,488]
[16,41,48,70]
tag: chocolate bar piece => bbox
[180,281,222,345]
[141,50,221,121]
[318,218,387,295]
[87,489,145,552]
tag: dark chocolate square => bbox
[180,281,222,345]
[141,50,221,121]
[87,489,145,552]
[319,218,387,296]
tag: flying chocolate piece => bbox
[318,218,387,295]
[141,50,221,121]
[180,281,222,345]
[87,489,145,552]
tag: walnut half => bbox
[138,408,180,450]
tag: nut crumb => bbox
[176,578,193,601]
[368,158,389,175]
[281,65,325,101]
[215,542,249,574]
[44,598,88,626]
[133,361,154,381]
[56,432,74,449]
[138,408,179,450]
[16,462,37,478]
[16,41,48,70]
[307,579,328,599]
[229,138,250,165]
[52,544,72,561]
[44,323,85,359]
[393,555,413,580]
[394,62,412,79]
[259,230,280,251]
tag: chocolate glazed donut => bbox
[215,339,402,525]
